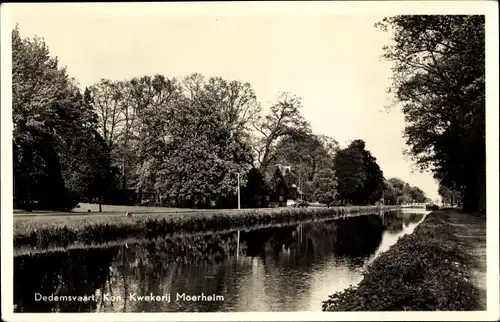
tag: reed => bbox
[14,205,399,250]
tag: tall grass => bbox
[14,205,399,251]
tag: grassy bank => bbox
[14,205,399,251]
[322,210,486,311]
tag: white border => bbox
[1,2,499,321]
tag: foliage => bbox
[377,16,485,212]
[274,132,337,180]
[438,184,462,206]
[87,73,259,208]
[12,23,437,212]
[358,141,385,204]
[86,74,321,208]
[12,27,117,211]
[322,211,484,311]
[333,143,366,203]
[382,179,399,205]
[273,132,338,199]
[311,168,338,206]
[88,79,129,157]
[127,75,183,196]
[334,140,385,205]
[12,25,71,210]
[241,168,271,208]
[406,185,427,203]
[155,74,256,207]
[383,177,428,205]
[253,93,310,172]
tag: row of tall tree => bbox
[86,73,329,208]
[12,25,427,211]
[377,16,485,213]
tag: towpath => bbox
[445,210,487,309]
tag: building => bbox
[263,164,302,207]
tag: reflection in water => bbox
[14,211,426,312]
[14,247,118,312]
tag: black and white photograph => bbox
[1,2,498,321]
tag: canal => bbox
[14,210,428,312]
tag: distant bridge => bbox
[400,203,428,209]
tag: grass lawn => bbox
[13,202,235,217]
[14,202,329,217]
[322,209,487,311]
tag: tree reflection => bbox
[14,248,118,312]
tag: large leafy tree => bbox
[12,26,72,210]
[253,92,310,172]
[356,140,385,204]
[13,26,116,211]
[87,72,271,208]
[59,88,118,208]
[382,179,399,205]
[88,78,136,191]
[382,177,428,205]
[142,74,257,208]
[273,132,338,198]
[311,168,338,206]
[334,140,385,205]
[274,133,338,180]
[408,186,427,203]
[377,15,485,212]
[333,142,367,204]
[122,74,182,199]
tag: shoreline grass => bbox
[14,213,347,256]
[322,210,486,311]
[14,205,399,251]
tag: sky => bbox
[5,3,441,200]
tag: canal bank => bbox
[322,210,487,311]
[14,205,400,252]
[15,210,424,312]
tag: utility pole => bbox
[236,171,241,259]
[237,172,241,210]
[299,175,302,200]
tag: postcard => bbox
[1,1,498,321]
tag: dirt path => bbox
[446,211,487,309]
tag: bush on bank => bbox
[14,205,398,250]
[322,212,484,311]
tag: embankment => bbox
[322,210,486,311]
[14,205,399,252]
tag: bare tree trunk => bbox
[478,172,486,214]
[122,155,126,190]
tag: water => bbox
[14,210,427,312]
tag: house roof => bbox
[263,164,291,194]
